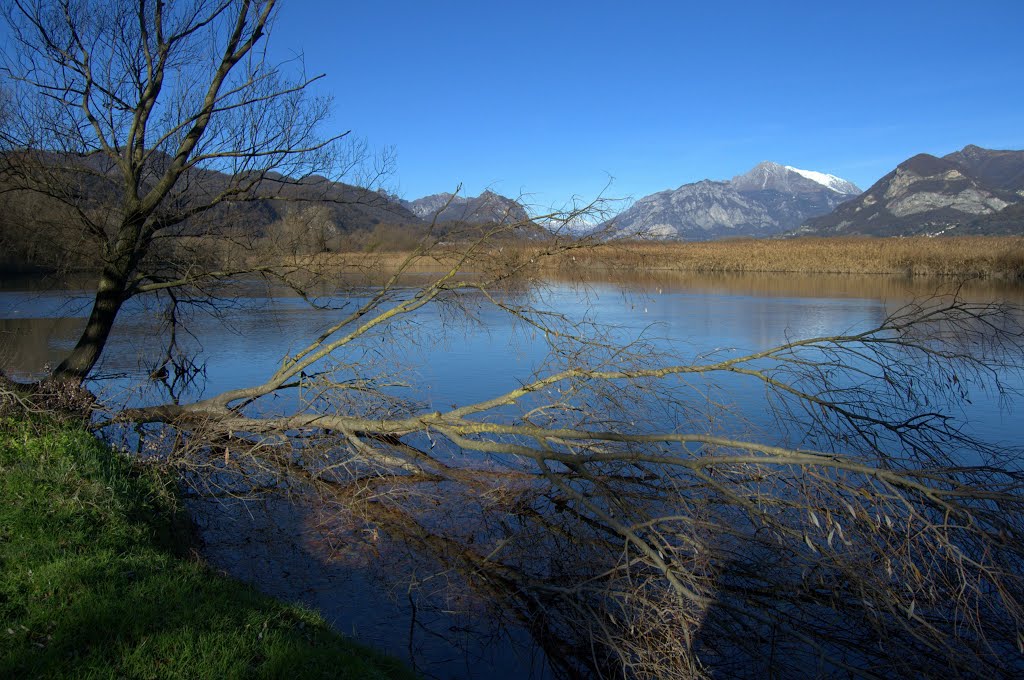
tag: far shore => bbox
[285,235,1024,281]
[7,235,1024,284]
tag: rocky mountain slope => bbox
[401,190,529,225]
[610,161,861,240]
[797,145,1024,237]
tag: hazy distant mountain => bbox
[610,161,861,240]
[797,146,1024,237]
[0,150,422,235]
[0,151,424,269]
[254,179,421,232]
[401,190,529,225]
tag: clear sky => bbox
[272,0,1022,207]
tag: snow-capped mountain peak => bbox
[784,166,860,195]
[730,162,861,196]
[607,161,864,241]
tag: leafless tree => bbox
[0,0,382,383]
[3,3,1024,679]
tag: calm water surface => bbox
[2,271,1022,677]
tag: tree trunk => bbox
[51,265,128,384]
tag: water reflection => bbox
[551,269,1024,303]
[0,316,85,375]
[2,271,1022,677]
[190,493,549,680]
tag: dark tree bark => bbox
[52,264,129,382]
[1,0,355,384]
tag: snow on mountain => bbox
[606,162,862,241]
[784,166,860,195]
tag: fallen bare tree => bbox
[100,237,1024,678]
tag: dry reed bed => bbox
[546,237,1024,279]
[287,236,1024,281]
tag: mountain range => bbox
[0,152,531,269]
[170,145,1024,241]
[400,190,529,225]
[4,144,1022,271]
[796,145,1024,237]
[607,162,862,240]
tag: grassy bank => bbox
[0,415,413,679]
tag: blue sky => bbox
[274,1,1022,206]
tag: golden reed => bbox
[539,237,1024,279]
[292,236,1024,281]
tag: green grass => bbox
[0,415,414,679]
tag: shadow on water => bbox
[0,316,86,375]
[187,491,553,680]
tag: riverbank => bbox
[10,235,1024,286]
[273,235,1024,281]
[0,414,413,679]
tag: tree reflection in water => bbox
[116,285,1024,679]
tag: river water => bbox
[2,270,1022,677]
